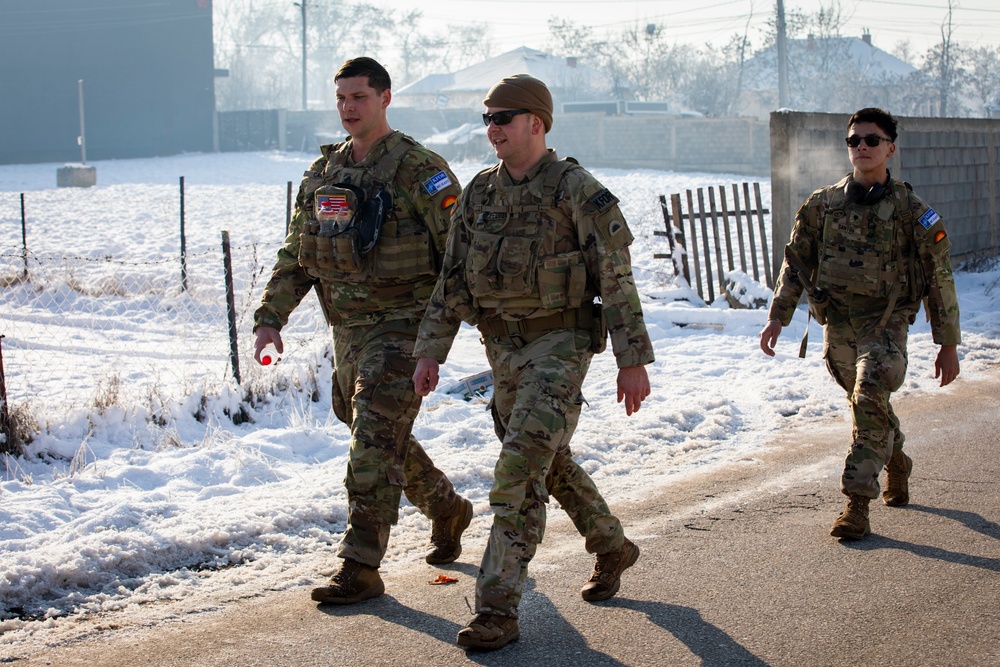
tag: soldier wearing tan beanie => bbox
[414,72,652,651]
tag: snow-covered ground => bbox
[1,150,997,649]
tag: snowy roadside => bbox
[1,152,998,650]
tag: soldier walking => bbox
[413,74,654,650]
[253,57,473,604]
[760,107,961,540]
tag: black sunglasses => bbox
[482,109,531,126]
[845,134,893,148]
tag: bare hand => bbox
[935,344,959,387]
[617,365,651,416]
[254,326,284,365]
[413,357,441,396]
[759,320,783,357]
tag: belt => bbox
[477,303,595,341]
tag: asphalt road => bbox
[10,370,1000,667]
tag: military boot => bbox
[830,494,871,540]
[310,559,384,605]
[426,496,473,565]
[581,537,640,602]
[883,451,913,507]
[456,613,520,650]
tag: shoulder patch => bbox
[588,188,619,214]
[934,230,947,244]
[918,208,941,229]
[422,170,453,196]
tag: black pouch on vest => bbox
[355,188,392,255]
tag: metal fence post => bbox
[0,335,12,455]
[180,176,188,292]
[20,194,28,279]
[221,230,241,385]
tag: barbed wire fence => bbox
[0,183,332,454]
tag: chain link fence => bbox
[0,183,330,446]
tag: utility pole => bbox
[297,0,307,110]
[775,0,790,108]
[78,79,87,165]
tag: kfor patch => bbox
[918,208,941,229]
[588,188,619,213]
[423,170,453,196]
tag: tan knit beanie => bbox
[483,74,553,132]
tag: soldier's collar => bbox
[501,149,558,186]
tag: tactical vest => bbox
[815,178,919,301]
[463,159,596,311]
[297,132,437,284]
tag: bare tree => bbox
[923,0,966,116]
[214,0,303,110]
[965,45,1000,115]
[442,23,494,72]
[547,18,596,57]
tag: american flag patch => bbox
[316,194,350,220]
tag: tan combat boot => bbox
[456,613,520,650]
[581,537,640,602]
[883,451,913,507]
[426,496,473,565]
[830,494,871,540]
[310,558,384,604]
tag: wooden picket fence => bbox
[654,182,772,303]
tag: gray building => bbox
[0,0,216,165]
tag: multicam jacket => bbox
[254,131,461,329]
[414,150,655,369]
[768,174,960,345]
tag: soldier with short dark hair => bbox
[760,107,960,540]
[253,57,472,605]
[413,74,654,650]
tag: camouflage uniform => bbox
[768,175,960,498]
[414,150,655,617]
[255,130,464,567]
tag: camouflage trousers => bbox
[824,304,911,499]
[477,327,625,618]
[331,319,460,568]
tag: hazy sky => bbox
[367,0,999,56]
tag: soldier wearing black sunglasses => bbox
[761,107,960,542]
[845,133,893,148]
[414,73,653,651]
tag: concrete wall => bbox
[549,114,770,175]
[770,111,1000,276]
[281,109,771,176]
